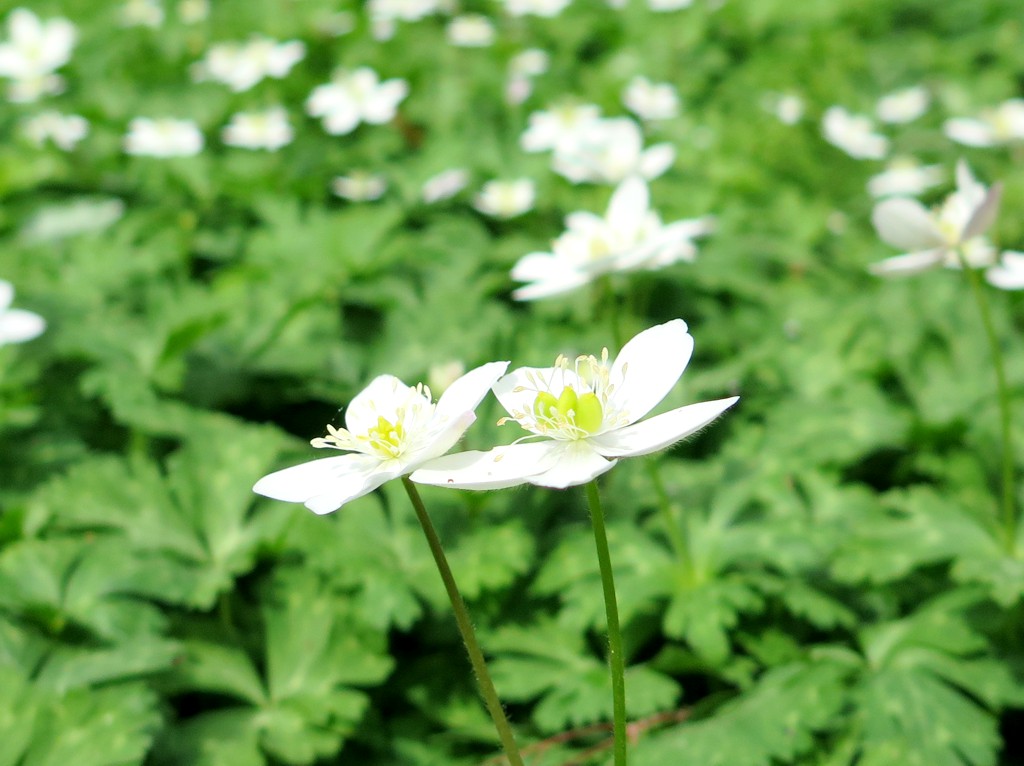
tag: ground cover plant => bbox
[1,0,1023,764]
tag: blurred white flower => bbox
[505,48,550,105]
[368,0,440,39]
[867,157,944,198]
[502,0,573,17]
[411,321,737,491]
[761,92,804,124]
[876,85,929,124]
[0,280,45,346]
[870,160,1001,276]
[822,106,888,160]
[177,0,210,23]
[332,171,388,202]
[121,0,164,27]
[193,37,305,92]
[22,110,88,150]
[0,8,75,103]
[20,198,124,243]
[622,76,680,121]
[511,176,713,300]
[521,102,602,153]
[986,252,1024,290]
[552,117,675,185]
[473,178,536,218]
[944,99,1024,147]
[307,67,408,135]
[124,117,204,157]
[446,15,495,47]
[422,168,470,203]
[222,107,293,151]
[254,362,509,514]
[649,0,695,9]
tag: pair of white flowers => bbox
[871,161,1024,289]
[254,320,738,513]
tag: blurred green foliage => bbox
[1,0,1023,764]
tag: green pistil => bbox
[533,385,604,433]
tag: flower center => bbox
[532,384,604,437]
[364,415,405,457]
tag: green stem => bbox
[401,479,525,766]
[957,261,1017,553]
[585,479,628,766]
[646,461,694,578]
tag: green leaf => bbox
[632,660,850,766]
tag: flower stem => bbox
[585,479,628,766]
[957,262,1017,553]
[401,478,525,766]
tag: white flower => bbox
[411,321,737,490]
[822,106,889,160]
[520,102,603,153]
[473,179,536,218]
[986,252,1024,290]
[222,107,293,151]
[761,92,804,124]
[506,49,550,105]
[193,37,305,92]
[22,110,88,150]
[331,171,388,202]
[876,86,929,124]
[124,117,204,157]
[622,76,680,121]
[552,117,676,185]
[512,176,713,300]
[253,362,509,514]
[306,67,408,135]
[867,157,944,198]
[870,161,1001,276]
[422,168,470,203]
[502,0,573,17]
[367,0,440,39]
[177,0,210,23]
[0,280,45,346]
[121,0,164,27]
[649,0,695,9]
[0,8,75,103]
[944,99,1024,147]
[447,15,495,47]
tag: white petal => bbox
[512,272,591,301]
[511,251,558,281]
[527,441,615,488]
[986,251,1024,290]
[411,442,560,490]
[963,182,1002,240]
[871,198,944,250]
[362,79,408,123]
[323,109,360,135]
[434,361,509,422]
[252,453,385,514]
[0,309,45,344]
[638,143,675,180]
[590,397,738,458]
[606,176,649,231]
[868,250,945,276]
[943,118,995,147]
[607,319,693,425]
[345,375,410,433]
